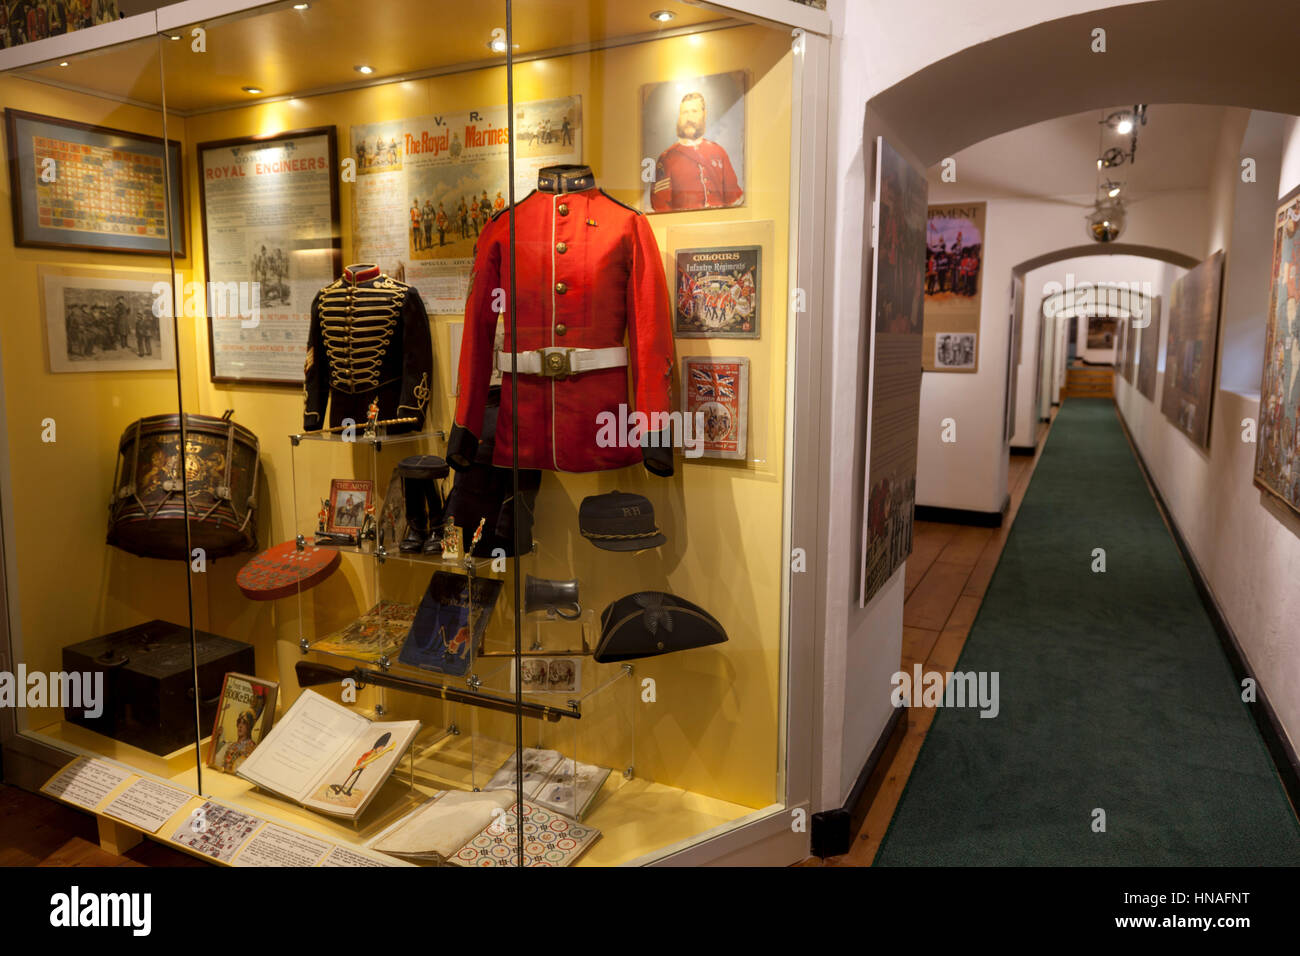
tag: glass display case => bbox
[0,0,829,866]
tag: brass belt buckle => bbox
[541,348,574,379]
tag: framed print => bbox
[198,127,341,385]
[923,202,985,372]
[5,109,184,256]
[641,71,746,213]
[673,244,761,338]
[1087,315,1118,349]
[1255,188,1300,517]
[326,479,373,536]
[1136,296,1161,402]
[859,137,927,608]
[40,268,175,373]
[1160,250,1224,449]
[681,355,749,460]
[350,96,581,314]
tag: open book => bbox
[484,747,610,821]
[370,790,600,866]
[237,690,419,819]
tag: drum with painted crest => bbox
[107,410,260,560]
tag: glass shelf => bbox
[290,427,447,449]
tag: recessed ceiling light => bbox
[650,9,675,21]
[355,64,374,74]
[242,86,263,94]
[58,60,69,67]
[168,34,181,40]
[292,2,309,8]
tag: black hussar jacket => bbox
[303,263,432,433]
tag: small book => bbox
[206,673,278,774]
[398,572,502,677]
[237,690,419,819]
[309,600,416,662]
[371,791,599,867]
[484,747,611,821]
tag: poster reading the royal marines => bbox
[860,137,927,608]
[923,201,985,372]
[350,96,582,314]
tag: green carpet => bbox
[875,398,1300,865]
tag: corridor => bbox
[873,399,1300,865]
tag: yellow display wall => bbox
[2,22,794,851]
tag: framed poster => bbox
[5,109,184,256]
[350,96,581,314]
[860,137,927,607]
[641,71,746,213]
[923,202,984,372]
[1160,250,1224,448]
[1136,296,1160,401]
[1255,188,1300,518]
[672,244,761,338]
[198,128,341,385]
[40,268,175,373]
[681,355,749,460]
[1087,315,1118,350]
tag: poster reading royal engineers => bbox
[1255,191,1300,517]
[351,97,581,314]
[198,129,340,384]
[923,201,985,372]
[860,138,927,608]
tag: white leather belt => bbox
[495,346,627,379]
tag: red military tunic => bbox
[450,165,674,475]
[651,140,744,211]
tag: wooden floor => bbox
[820,413,1055,867]
[0,785,205,867]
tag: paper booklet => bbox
[237,690,420,819]
[370,790,600,867]
[484,747,611,821]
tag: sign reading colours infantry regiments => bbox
[673,245,761,338]
[198,128,341,384]
[923,201,985,372]
[1255,190,1300,517]
[860,138,927,608]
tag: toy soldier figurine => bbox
[303,264,432,434]
[364,396,380,439]
[317,499,329,534]
[450,163,674,476]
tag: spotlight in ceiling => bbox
[292,2,309,8]
[650,9,676,21]
[58,60,69,67]
[355,64,374,74]
[1097,146,1127,169]
[242,86,263,94]
[1116,118,1133,135]
[487,38,520,53]
[168,34,181,40]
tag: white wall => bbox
[1016,255,1182,444]
[916,188,1208,513]
[1115,109,1300,763]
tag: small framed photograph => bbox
[673,244,761,339]
[326,479,373,536]
[5,108,185,256]
[681,355,749,460]
[512,656,582,695]
[40,268,175,373]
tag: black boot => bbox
[396,455,449,555]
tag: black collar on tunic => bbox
[538,164,595,195]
